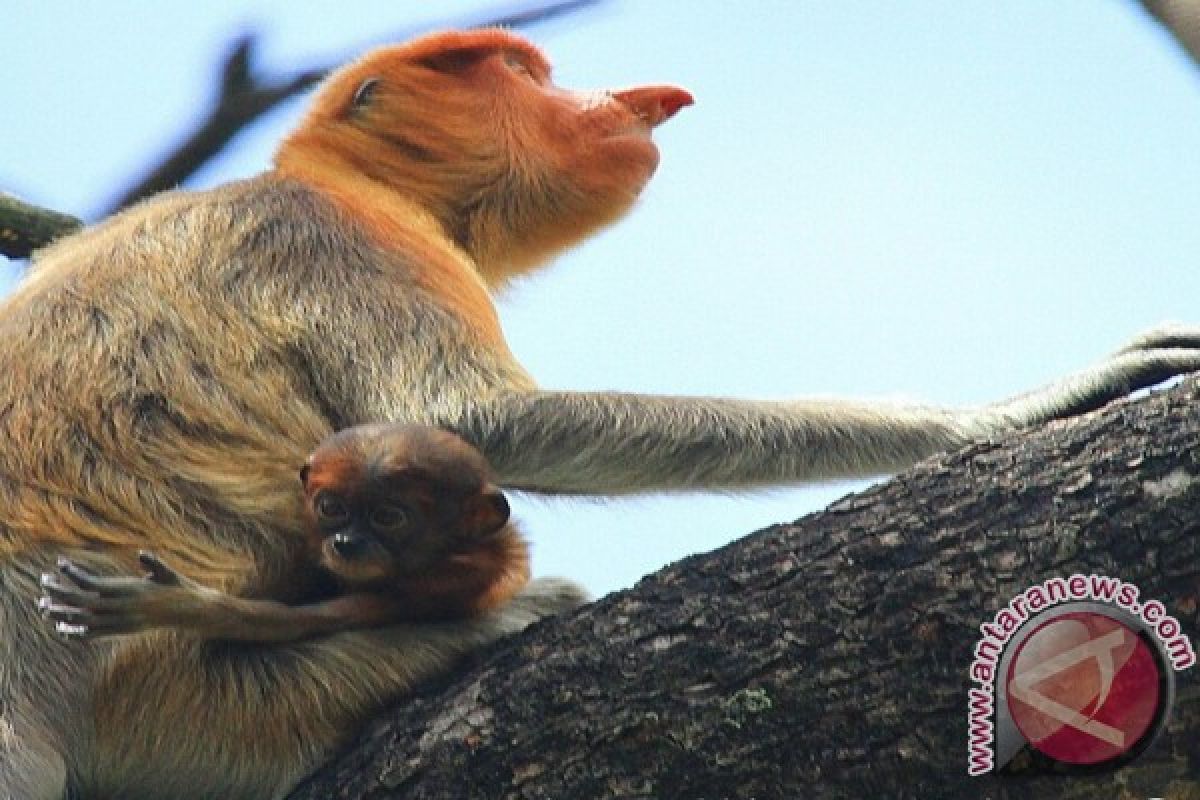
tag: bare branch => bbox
[100,33,324,215]
[1140,0,1200,68]
[0,194,82,260]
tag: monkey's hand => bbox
[975,322,1200,432]
[38,552,219,638]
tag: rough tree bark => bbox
[289,377,1200,800]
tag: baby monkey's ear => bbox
[464,485,510,537]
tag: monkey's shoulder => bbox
[25,176,393,289]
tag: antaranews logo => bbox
[966,574,1195,775]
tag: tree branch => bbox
[1141,0,1200,68]
[99,33,323,216]
[0,193,82,260]
[290,377,1200,799]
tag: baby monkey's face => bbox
[299,424,512,588]
[310,485,432,585]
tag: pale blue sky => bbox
[5,2,1200,595]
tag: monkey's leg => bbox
[87,577,586,800]
[451,348,1200,494]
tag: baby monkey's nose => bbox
[332,532,370,559]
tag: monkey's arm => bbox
[39,554,408,643]
[449,337,1200,494]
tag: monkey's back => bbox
[0,178,354,588]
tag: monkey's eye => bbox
[314,491,349,523]
[350,78,380,113]
[502,53,535,81]
[369,504,409,533]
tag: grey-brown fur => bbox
[0,177,576,799]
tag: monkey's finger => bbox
[40,601,104,628]
[51,618,145,639]
[138,551,182,585]
[71,616,152,637]
[39,575,130,611]
[40,571,100,602]
[57,558,146,596]
[54,620,92,638]
[1114,324,1200,355]
[42,601,149,636]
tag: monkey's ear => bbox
[465,486,510,536]
[299,463,311,486]
[349,77,381,114]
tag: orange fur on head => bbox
[275,28,691,293]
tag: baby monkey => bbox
[40,424,531,642]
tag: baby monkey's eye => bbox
[369,504,409,533]
[314,491,349,523]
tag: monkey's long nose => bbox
[612,86,694,127]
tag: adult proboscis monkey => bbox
[3,27,1199,800]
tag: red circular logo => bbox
[1005,611,1163,765]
